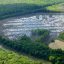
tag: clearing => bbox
[49,40,64,50]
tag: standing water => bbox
[1,14,64,39]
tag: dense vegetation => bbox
[47,3,64,12]
[31,29,50,43]
[58,32,64,41]
[0,0,64,64]
[0,29,64,64]
[0,48,51,64]
[0,0,64,19]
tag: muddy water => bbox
[1,14,64,39]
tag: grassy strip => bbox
[0,0,64,19]
[47,3,64,12]
[0,48,51,64]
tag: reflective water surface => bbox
[1,14,64,39]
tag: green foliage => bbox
[0,0,64,19]
[0,35,49,59]
[0,48,51,64]
[31,29,50,43]
[58,32,64,40]
[47,3,64,12]
[0,0,63,5]
[0,35,64,64]
[0,30,64,64]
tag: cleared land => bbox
[49,40,64,50]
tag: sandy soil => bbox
[49,40,64,50]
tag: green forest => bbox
[0,48,52,64]
[0,0,64,19]
[0,0,64,64]
[0,29,64,64]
